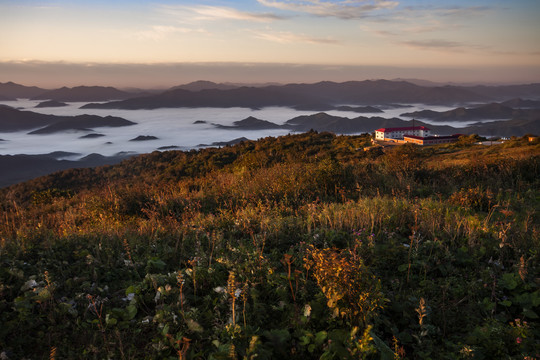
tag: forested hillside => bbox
[1,132,539,359]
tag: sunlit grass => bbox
[0,133,538,358]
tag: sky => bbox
[1,0,540,87]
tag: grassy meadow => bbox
[0,132,539,359]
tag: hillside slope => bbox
[1,133,538,359]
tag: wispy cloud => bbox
[133,26,205,41]
[402,39,464,49]
[371,29,399,37]
[400,39,487,53]
[435,6,493,18]
[401,21,452,34]
[257,0,398,20]
[252,30,339,44]
[361,4,495,53]
[159,5,284,23]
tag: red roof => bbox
[375,126,430,133]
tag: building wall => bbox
[376,128,432,141]
[403,136,460,146]
[382,129,430,140]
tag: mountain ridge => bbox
[0,81,49,99]
[32,85,135,102]
[0,105,136,133]
[80,80,540,110]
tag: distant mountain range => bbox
[0,82,140,101]
[81,80,540,110]
[169,80,239,92]
[2,80,540,107]
[0,81,48,99]
[31,86,134,102]
[0,105,136,133]
[401,102,540,122]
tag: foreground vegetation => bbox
[1,132,539,359]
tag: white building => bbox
[375,126,430,141]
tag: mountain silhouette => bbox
[35,100,68,108]
[81,80,506,110]
[0,81,48,99]
[214,116,285,130]
[169,80,239,92]
[33,86,134,102]
[0,105,135,133]
[401,102,540,122]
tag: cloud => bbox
[371,29,398,37]
[435,6,493,18]
[402,39,464,49]
[252,30,338,44]
[257,0,399,19]
[133,26,205,41]
[400,39,487,53]
[401,21,449,34]
[360,5,494,50]
[159,5,284,23]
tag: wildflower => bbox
[214,286,225,293]
[234,289,242,298]
[459,346,474,357]
[516,337,522,344]
[21,279,38,291]
[122,293,135,302]
[303,304,312,317]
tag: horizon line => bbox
[2,61,539,88]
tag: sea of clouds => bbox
[0,99,479,159]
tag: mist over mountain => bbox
[214,116,285,130]
[35,100,68,108]
[2,79,539,188]
[209,111,537,136]
[501,98,540,108]
[0,105,135,133]
[401,102,540,122]
[28,115,136,134]
[0,105,63,131]
[283,113,417,133]
[464,118,540,137]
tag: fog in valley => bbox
[0,99,483,159]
